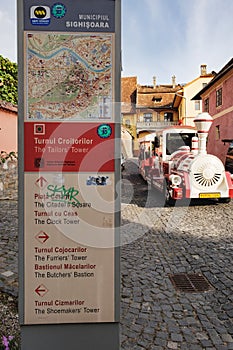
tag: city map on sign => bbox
[26,32,113,121]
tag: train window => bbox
[166,133,195,155]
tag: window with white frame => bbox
[125,119,130,127]
[216,88,222,107]
[143,113,152,122]
[195,100,201,111]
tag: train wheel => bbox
[163,180,176,206]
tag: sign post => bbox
[18,0,121,348]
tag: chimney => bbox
[172,75,176,88]
[200,64,207,76]
[153,76,156,88]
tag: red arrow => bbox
[35,284,48,297]
[37,231,49,243]
[35,176,47,188]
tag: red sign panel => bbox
[24,122,115,172]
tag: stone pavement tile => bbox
[199,339,213,348]
[170,333,183,342]
[136,336,152,348]
[143,326,156,336]
[167,341,178,349]
[155,331,168,341]
[213,346,228,350]
[1,271,14,277]
[221,333,233,342]
[153,337,167,348]
[187,345,207,350]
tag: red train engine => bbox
[138,113,233,205]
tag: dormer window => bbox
[152,96,162,103]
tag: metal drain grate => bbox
[169,273,214,293]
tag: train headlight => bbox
[169,174,182,186]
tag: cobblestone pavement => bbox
[0,200,18,296]
[1,158,233,349]
[120,158,233,350]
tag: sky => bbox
[122,0,233,85]
[1,0,233,86]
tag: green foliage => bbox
[0,55,17,105]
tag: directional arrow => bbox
[35,176,47,189]
[35,284,48,297]
[36,231,49,243]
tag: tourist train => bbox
[138,113,233,205]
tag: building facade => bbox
[173,65,214,127]
[121,76,181,156]
[192,58,233,167]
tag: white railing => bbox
[136,121,179,128]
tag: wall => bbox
[207,113,233,164]
[121,128,133,158]
[0,103,18,152]
[204,71,233,119]
[0,159,18,200]
[206,71,233,164]
[183,75,213,126]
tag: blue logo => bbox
[97,124,112,139]
[30,6,51,26]
[51,3,66,18]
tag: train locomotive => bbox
[138,112,233,205]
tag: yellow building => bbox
[121,76,181,156]
[172,65,214,126]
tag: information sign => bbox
[18,0,121,348]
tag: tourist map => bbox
[26,32,113,121]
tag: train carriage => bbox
[138,113,233,205]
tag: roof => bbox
[0,100,17,113]
[192,58,233,100]
[182,73,214,89]
[121,76,137,113]
[137,84,182,109]
[121,76,137,103]
[121,77,181,112]
[172,90,184,108]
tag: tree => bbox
[0,55,17,105]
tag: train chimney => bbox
[191,136,199,155]
[194,112,213,155]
